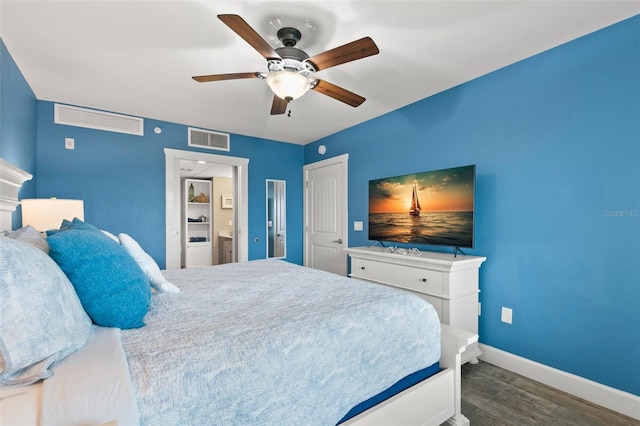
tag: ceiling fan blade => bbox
[218,14,280,60]
[270,95,288,115]
[192,72,261,82]
[307,37,379,71]
[312,79,366,107]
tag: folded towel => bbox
[189,237,207,243]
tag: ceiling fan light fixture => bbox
[266,71,310,101]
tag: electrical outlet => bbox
[501,307,513,324]
[354,221,363,231]
[65,138,75,150]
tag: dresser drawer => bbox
[351,258,443,296]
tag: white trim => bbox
[164,148,249,269]
[479,344,640,420]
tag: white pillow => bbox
[101,230,119,242]
[118,233,179,294]
[0,238,91,385]
[5,225,49,253]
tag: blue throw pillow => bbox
[47,227,151,329]
[47,217,103,236]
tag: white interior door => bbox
[303,154,348,276]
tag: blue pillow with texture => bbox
[0,237,91,385]
[47,217,103,236]
[47,227,151,329]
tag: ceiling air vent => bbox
[54,104,144,136]
[188,127,230,151]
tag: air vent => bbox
[188,127,230,151]
[54,104,144,136]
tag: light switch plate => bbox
[501,307,513,324]
[354,221,363,231]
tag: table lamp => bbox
[21,198,84,232]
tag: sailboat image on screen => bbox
[369,164,475,248]
[409,184,421,217]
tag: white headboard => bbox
[0,158,33,231]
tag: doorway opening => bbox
[164,148,249,269]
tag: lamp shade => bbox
[21,198,84,232]
[266,71,310,101]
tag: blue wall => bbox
[3,16,638,398]
[306,16,640,395]
[34,102,304,267]
[0,39,38,228]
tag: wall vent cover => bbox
[188,127,230,151]
[54,104,144,136]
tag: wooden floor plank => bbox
[459,361,639,426]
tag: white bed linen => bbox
[0,381,41,425]
[40,325,139,426]
[0,326,137,426]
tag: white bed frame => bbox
[345,324,476,426]
[0,158,476,425]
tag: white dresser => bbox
[345,246,486,364]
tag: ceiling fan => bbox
[192,14,380,115]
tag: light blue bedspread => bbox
[121,259,440,425]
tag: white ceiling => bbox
[1,1,638,145]
[180,159,232,179]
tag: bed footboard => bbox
[343,324,477,426]
[341,368,454,426]
[440,324,478,426]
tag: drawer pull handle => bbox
[422,278,428,283]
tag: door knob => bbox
[332,238,343,244]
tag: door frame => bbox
[303,153,349,274]
[165,148,249,269]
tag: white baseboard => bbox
[478,344,640,421]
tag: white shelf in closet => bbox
[182,179,213,268]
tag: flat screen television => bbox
[368,164,476,249]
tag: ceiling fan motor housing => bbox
[273,27,316,73]
[275,47,309,62]
[271,45,315,75]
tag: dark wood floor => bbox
[460,361,639,426]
